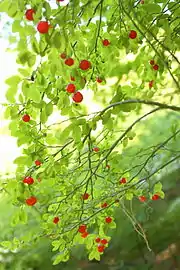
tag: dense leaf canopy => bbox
[0,0,179,265]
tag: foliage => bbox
[0,0,180,265]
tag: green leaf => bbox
[143,4,161,13]
[89,250,96,260]
[53,252,66,265]
[72,125,81,142]
[25,85,41,102]
[154,182,163,193]
[94,252,101,261]
[19,208,28,224]
[13,155,32,166]
[1,241,12,249]
[5,75,21,86]
[45,102,53,116]
[125,192,133,200]
[53,32,61,49]
[40,109,48,124]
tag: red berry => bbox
[70,76,75,81]
[106,165,110,169]
[97,245,105,253]
[139,196,147,202]
[65,58,74,66]
[152,194,160,200]
[96,78,103,83]
[25,196,37,206]
[78,224,87,233]
[37,21,50,34]
[140,0,144,3]
[93,147,100,152]
[79,60,91,70]
[66,83,76,93]
[23,176,34,185]
[149,80,154,88]
[72,91,83,103]
[101,239,108,245]
[82,193,90,200]
[150,60,155,65]
[119,177,127,184]
[153,64,159,70]
[105,217,112,224]
[35,160,41,166]
[22,114,30,122]
[102,39,110,46]
[53,217,60,224]
[60,52,66,59]
[95,237,101,243]
[25,9,35,21]
[81,231,89,238]
[101,202,108,208]
[129,30,137,39]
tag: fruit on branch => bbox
[26,196,37,206]
[119,177,127,184]
[37,21,50,34]
[81,231,89,238]
[82,193,90,200]
[53,217,60,224]
[139,195,147,202]
[152,194,160,200]
[105,217,112,223]
[65,58,74,66]
[97,245,105,253]
[22,114,30,122]
[93,147,100,152]
[95,237,101,243]
[25,9,35,21]
[129,30,137,39]
[149,80,154,88]
[101,239,108,245]
[78,224,87,233]
[102,39,110,46]
[72,91,83,103]
[70,76,75,81]
[60,52,66,59]
[106,165,110,169]
[96,77,103,83]
[101,202,108,208]
[23,176,34,185]
[66,83,76,93]
[140,0,144,4]
[150,60,155,65]
[35,160,42,166]
[153,64,159,70]
[79,60,91,70]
